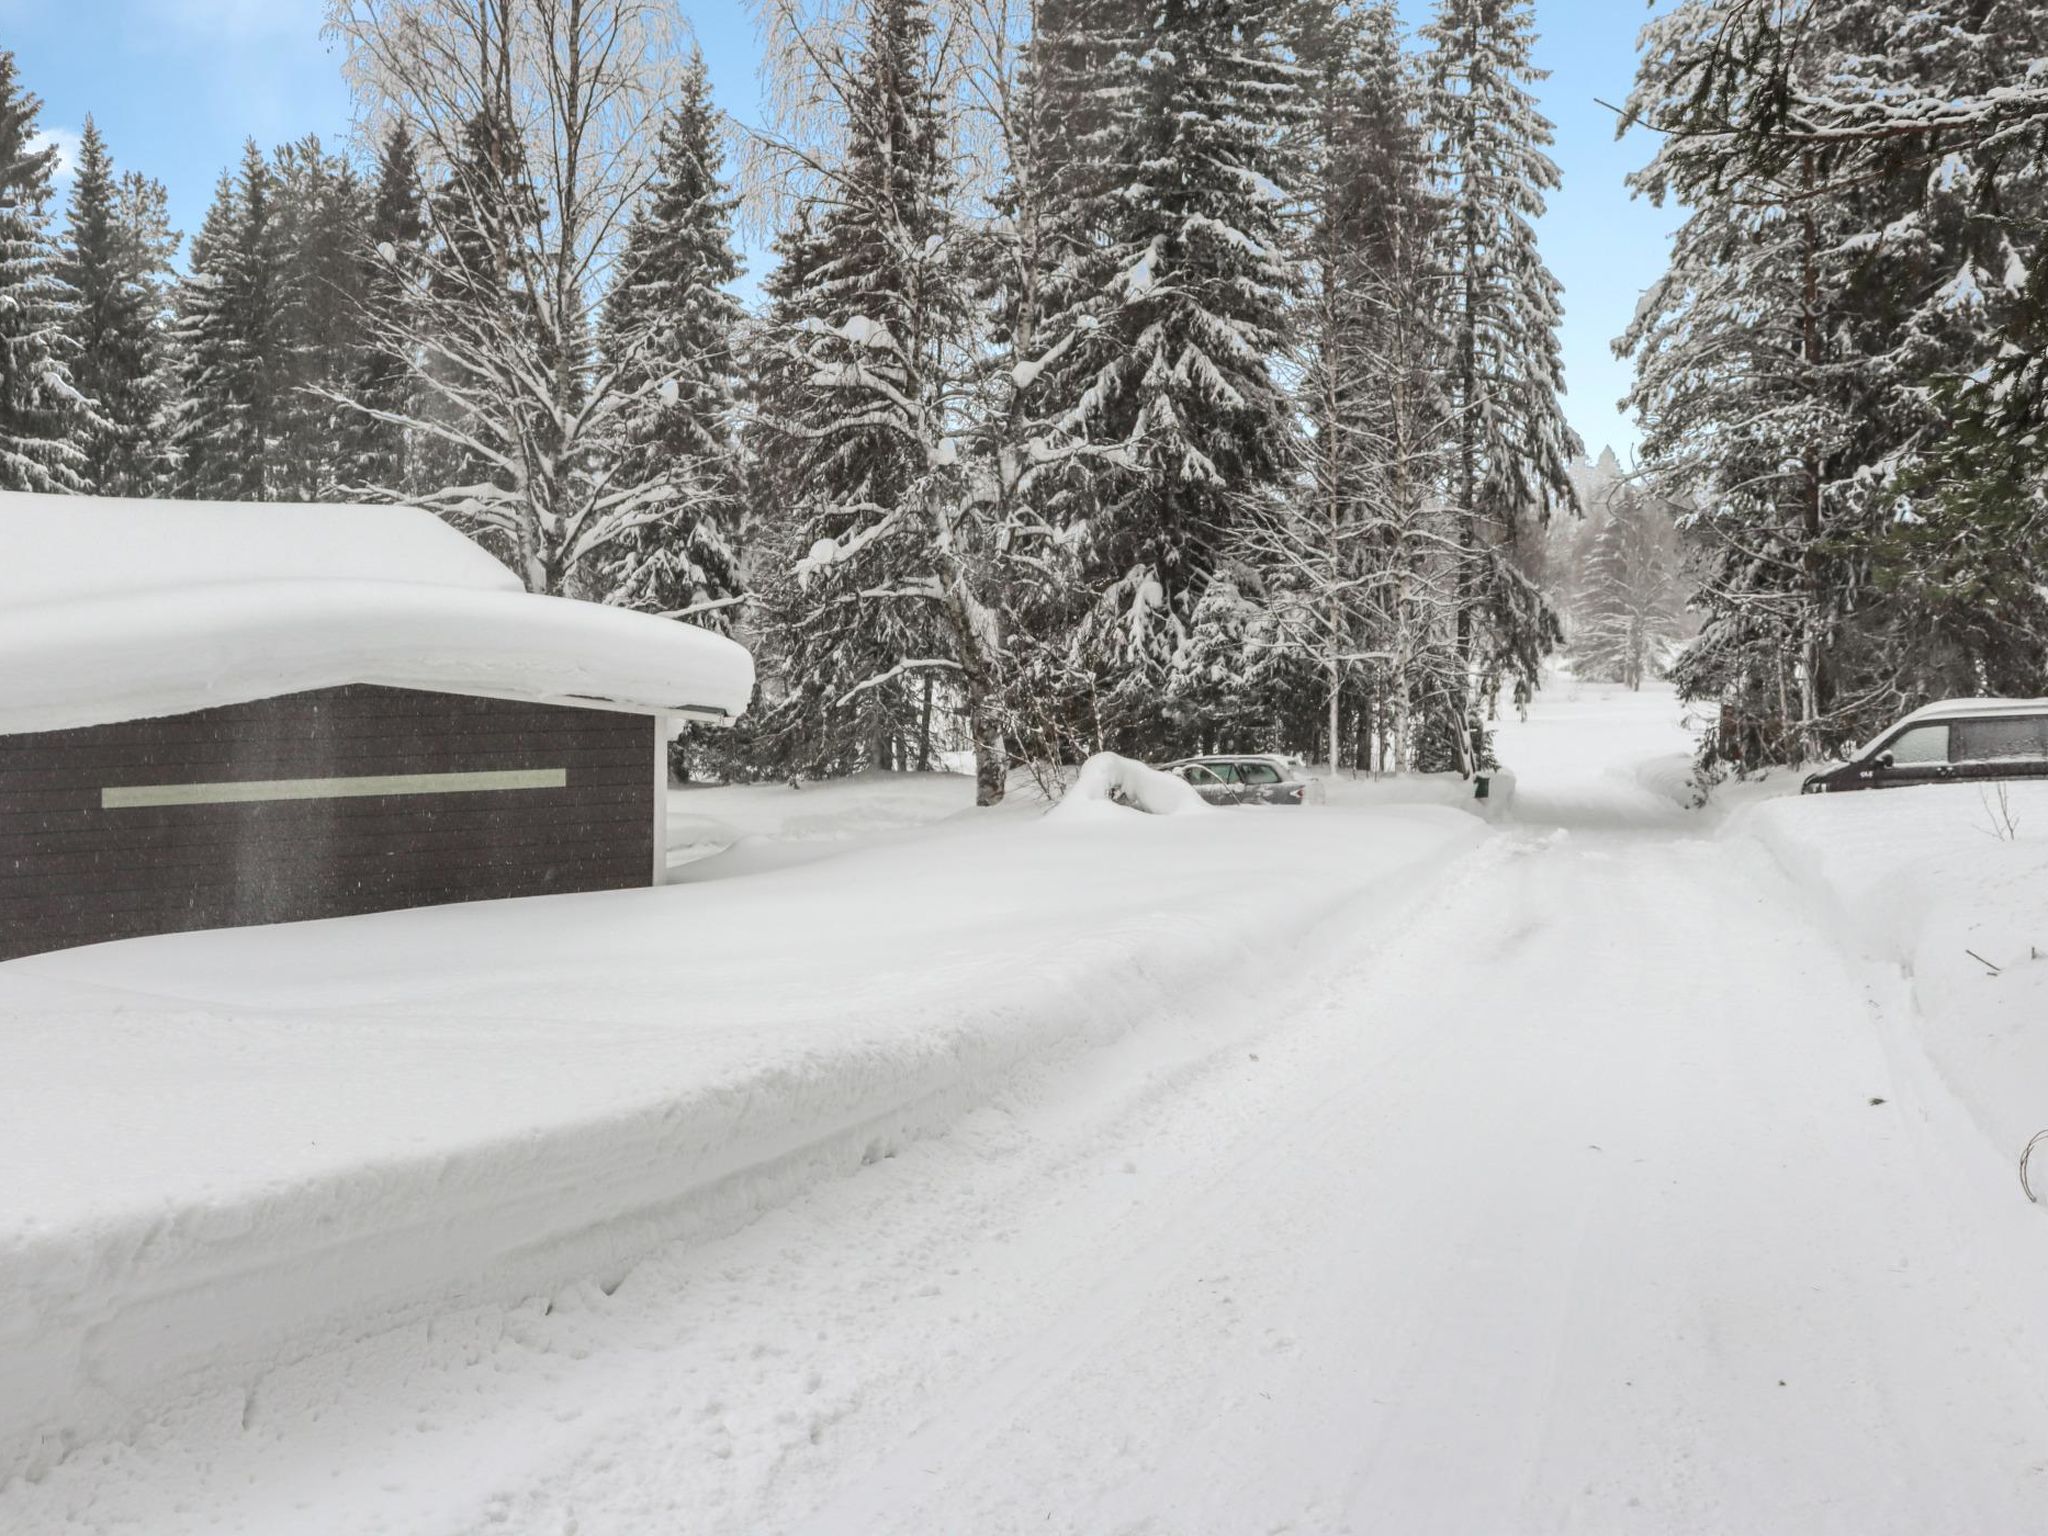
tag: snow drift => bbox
[1053,753,1212,818]
[1746,783,2048,1184]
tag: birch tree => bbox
[323,0,694,596]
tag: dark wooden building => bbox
[0,497,753,962]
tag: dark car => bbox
[1801,699,2048,794]
[1165,755,1326,807]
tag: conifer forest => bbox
[3,0,2045,800]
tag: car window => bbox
[1882,723,1951,766]
[1181,765,1222,786]
[1953,716,2048,762]
[1205,762,1241,783]
[1239,762,1282,785]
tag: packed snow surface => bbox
[0,494,755,730]
[5,681,2048,1533]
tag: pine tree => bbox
[750,0,972,781]
[270,136,369,500]
[1045,0,1309,752]
[337,123,427,493]
[598,54,747,624]
[1568,490,1681,690]
[0,50,85,493]
[1620,0,2048,769]
[1422,0,1579,770]
[170,142,284,500]
[56,118,173,496]
[1278,0,1445,771]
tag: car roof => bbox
[1171,753,1293,766]
[1858,697,2048,757]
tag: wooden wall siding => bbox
[0,685,655,962]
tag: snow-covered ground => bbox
[6,681,2048,1534]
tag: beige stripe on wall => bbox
[102,768,569,810]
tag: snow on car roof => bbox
[0,493,754,732]
[1853,696,2048,759]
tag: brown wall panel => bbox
[0,685,656,962]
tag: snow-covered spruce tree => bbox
[270,137,372,501]
[597,53,746,627]
[325,0,692,598]
[171,143,285,501]
[946,0,1129,780]
[1253,0,1447,771]
[336,123,428,493]
[0,51,86,494]
[56,117,175,496]
[1420,0,1579,773]
[751,0,1015,802]
[1021,0,1308,755]
[1619,0,2048,768]
[1567,489,1682,691]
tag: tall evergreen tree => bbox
[1276,0,1446,770]
[338,123,427,493]
[599,55,746,623]
[270,136,370,500]
[55,118,174,497]
[1568,489,1682,691]
[1620,0,2048,769]
[1422,0,1579,770]
[751,0,969,779]
[1032,0,1309,751]
[170,142,283,500]
[0,50,85,493]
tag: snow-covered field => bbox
[5,680,2048,1534]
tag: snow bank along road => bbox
[7,685,2048,1533]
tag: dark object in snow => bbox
[0,500,753,961]
[1162,755,1325,807]
[1869,1097,1887,1106]
[1800,699,2048,795]
[0,686,665,962]
[2022,1130,2048,1204]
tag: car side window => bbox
[1207,762,1241,783]
[1182,765,1222,786]
[1953,717,2048,762]
[1239,762,1282,785]
[1882,723,1951,766]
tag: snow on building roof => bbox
[0,494,754,733]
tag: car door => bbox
[1236,760,1288,804]
[1950,715,2048,784]
[1202,761,1249,805]
[1177,763,1236,805]
[1866,721,1955,790]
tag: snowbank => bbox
[0,495,755,730]
[1053,753,1212,818]
[667,771,980,873]
[0,792,1486,1472]
[1746,783,2048,1177]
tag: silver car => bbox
[1166,754,1326,807]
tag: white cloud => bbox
[30,127,82,186]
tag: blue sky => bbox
[10,0,1671,457]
